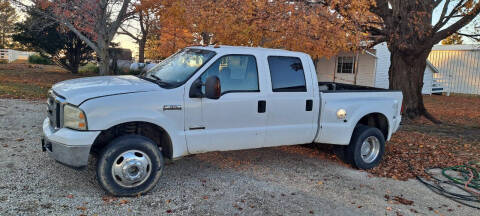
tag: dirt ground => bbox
[0,64,479,215]
[0,99,479,215]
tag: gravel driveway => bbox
[0,99,476,215]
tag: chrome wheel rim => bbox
[360,136,380,163]
[112,150,152,188]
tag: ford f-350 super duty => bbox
[42,46,403,196]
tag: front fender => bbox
[80,90,189,158]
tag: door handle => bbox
[306,99,313,111]
[258,100,266,113]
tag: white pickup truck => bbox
[42,46,402,196]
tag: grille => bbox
[47,91,62,128]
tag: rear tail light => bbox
[400,103,404,114]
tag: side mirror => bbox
[205,75,221,99]
[189,79,203,98]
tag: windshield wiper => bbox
[149,74,171,87]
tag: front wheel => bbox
[345,125,385,169]
[96,135,164,196]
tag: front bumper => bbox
[42,118,100,168]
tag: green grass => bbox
[0,82,50,99]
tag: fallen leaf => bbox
[119,199,129,205]
[393,196,413,205]
[202,196,209,200]
[386,207,392,211]
[76,206,86,211]
[16,138,24,142]
[66,194,74,199]
[102,196,118,203]
[317,181,323,185]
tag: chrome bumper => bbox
[42,118,100,168]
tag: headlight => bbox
[63,104,87,130]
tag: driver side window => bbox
[200,55,259,95]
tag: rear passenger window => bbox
[268,56,306,92]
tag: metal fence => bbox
[0,49,36,63]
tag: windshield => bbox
[142,48,216,88]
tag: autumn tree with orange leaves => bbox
[144,0,194,59]
[120,0,160,63]
[13,0,134,75]
[313,0,480,122]
[145,0,364,60]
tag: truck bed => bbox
[318,82,399,92]
[314,82,403,145]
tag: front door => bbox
[186,54,267,153]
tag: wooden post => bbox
[353,52,360,85]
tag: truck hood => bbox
[52,75,159,105]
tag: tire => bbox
[96,135,164,196]
[345,125,385,169]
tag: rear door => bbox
[264,55,316,146]
[185,54,267,153]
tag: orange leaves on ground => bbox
[101,196,118,204]
[368,95,480,180]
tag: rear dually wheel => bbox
[345,124,386,169]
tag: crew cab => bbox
[42,46,402,196]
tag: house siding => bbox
[428,46,480,95]
[373,43,390,89]
[316,52,376,87]
[422,66,434,95]
[374,42,436,94]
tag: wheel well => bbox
[356,113,389,139]
[91,122,173,159]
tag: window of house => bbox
[200,55,259,94]
[268,56,307,92]
[337,56,356,74]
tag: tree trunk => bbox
[138,38,146,63]
[388,47,440,123]
[1,31,5,48]
[98,47,111,75]
[201,32,211,45]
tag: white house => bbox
[428,44,480,95]
[316,43,440,95]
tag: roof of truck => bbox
[188,45,309,56]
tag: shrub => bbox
[79,62,99,74]
[28,54,52,65]
[128,69,142,75]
